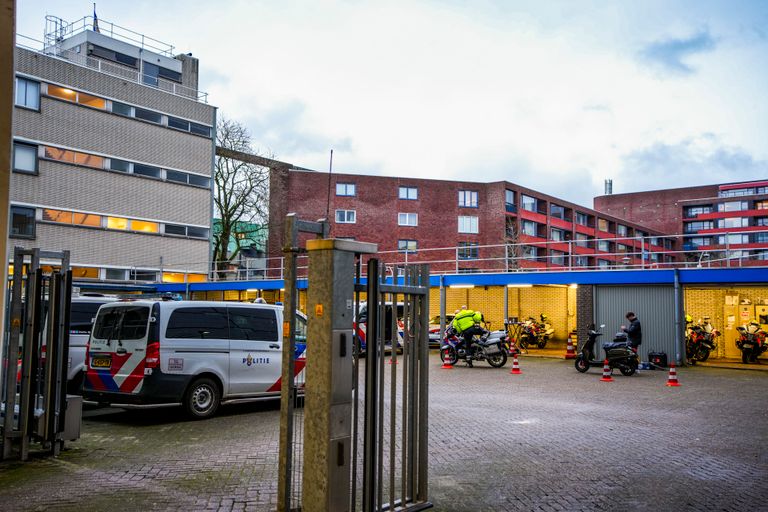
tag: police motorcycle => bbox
[535,313,555,349]
[574,324,640,376]
[736,322,767,364]
[685,315,719,364]
[518,317,543,350]
[439,324,509,368]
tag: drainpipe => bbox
[439,275,446,340]
[674,268,684,365]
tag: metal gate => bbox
[278,222,431,511]
[594,285,680,363]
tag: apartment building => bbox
[269,168,672,273]
[10,16,216,286]
[594,180,768,265]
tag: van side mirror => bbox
[149,316,157,323]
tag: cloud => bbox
[638,30,717,75]
[619,135,768,193]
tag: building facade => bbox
[10,16,216,286]
[269,169,673,274]
[594,180,768,265]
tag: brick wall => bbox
[576,285,594,339]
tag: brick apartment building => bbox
[269,168,673,273]
[594,179,768,265]
[10,15,216,286]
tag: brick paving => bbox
[1,354,767,511]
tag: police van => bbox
[82,301,307,418]
[67,294,118,392]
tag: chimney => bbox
[604,179,613,195]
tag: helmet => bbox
[540,313,548,322]
[685,314,693,324]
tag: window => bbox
[88,44,138,68]
[718,234,749,245]
[398,240,418,253]
[77,92,106,109]
[398,213,418,226]
[72,267,99,279]
[458,242,479,260]
[718,217,748,229]
[597,219,609,232]
[575,233,590,248]
[188,174,211,188]
[190,123,212,137]
[167,117,212,137]
[142,62,182,86]
[105,268,128,280]
[685,205,713,217]
[73,212,101,227]
[166,170,188,184]
[112,101,133,117]
[186,226,209,239]
[133,163,162,178]
[719,188,753,198]
[94,306,149,341]
[521,220,537,236]
[756,217,768,227]
[688,237,712,247]
[10,206,35,239]
[756,201,768,210]
[164,224,187,236]
[166,307,229,339]
[107,217,129,230]
[167,116,190,131]
[458,216,479,234]
[15,77,40,109]
[131,220,160,233]
[754,232,768,243]
[649,237,660,246]
[617,224,628,236]
[522,246,538,260]
[550,204,566,220]
[574,256,590,267]
[335,209,356,223]
[228,307,279,341]
[575,212,590,226]
[719,201,748,212]
[336,183,356,196]
[46,84,77,102]
[550,250,566,265]
[616,244,629,253]
[458,190,478,208]
[70,301,108,334]
[597,240,611,252]
[399,186,418,200]
[597,259,611,268]
[684,221,714,233]
[110,158,131,172]
[505,190,515,206]
[134,107,162,124]
[521,195,537,212]
[43,209,73,224]
[46,85,105,109]
[44,146,104,169]
[130,269,158,282]
[551,228,565,242]
[13,142,38,174]
[42,208,100,227]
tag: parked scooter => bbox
[575,324,640,376]
[440,325,509,368]
[736,322,767,364]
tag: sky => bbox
[16,0,768,207]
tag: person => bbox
[452,308,485,365]
[621,311,642,349]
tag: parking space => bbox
[1,354,766,511]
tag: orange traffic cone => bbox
[388,357,398,365]
[510,354,522,374]
[440,350,453,369]
[665,363,681,387]
[565,335,577,360]
[600,359,614,382]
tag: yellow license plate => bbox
[91,357,111,369]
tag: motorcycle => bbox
[518,318,545,350]
[685,322,719,364]
[574,324,640,376]
[535,313,555,349]
[440,325,509,368]
[736,322,767,364]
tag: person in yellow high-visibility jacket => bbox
[452,309,485,364]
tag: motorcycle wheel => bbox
[487,351,507,368]
[742,351,749,364]
[619,363,636,376]
[698,349,710,362]
[440,347,458,366]
[537,339,548,349]
[574,357,589,373]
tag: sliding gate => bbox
[278,227,431,512]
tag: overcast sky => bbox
[17,1,768,206]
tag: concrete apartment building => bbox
[10,16,215,286]
[269,168,672,273]
[595,179,768,265]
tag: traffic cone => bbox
[510,354,522,374]
[388,357,398,365]
[600,359,614,382]
[564,335,577,360]
[440,350,453,369]
[665,363,681,387]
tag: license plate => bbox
[91,356,111,369]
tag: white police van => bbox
[67,294,118,392]
[83,301,307,418]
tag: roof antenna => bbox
[325,149,334,222]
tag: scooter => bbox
[575,324,640,376]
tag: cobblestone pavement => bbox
[1,354,766,511]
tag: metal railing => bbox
[16,33,208,102]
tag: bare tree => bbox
[212,117,270,277]
[505,217,523,270]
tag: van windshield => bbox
[93,306,150,341]
[70,302,107,334]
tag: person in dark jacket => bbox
[622,312,642,348]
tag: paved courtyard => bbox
[1,354,767,511]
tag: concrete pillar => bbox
[0,0,15,389]
[302,239,375,512]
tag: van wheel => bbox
[184,378,220,419]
